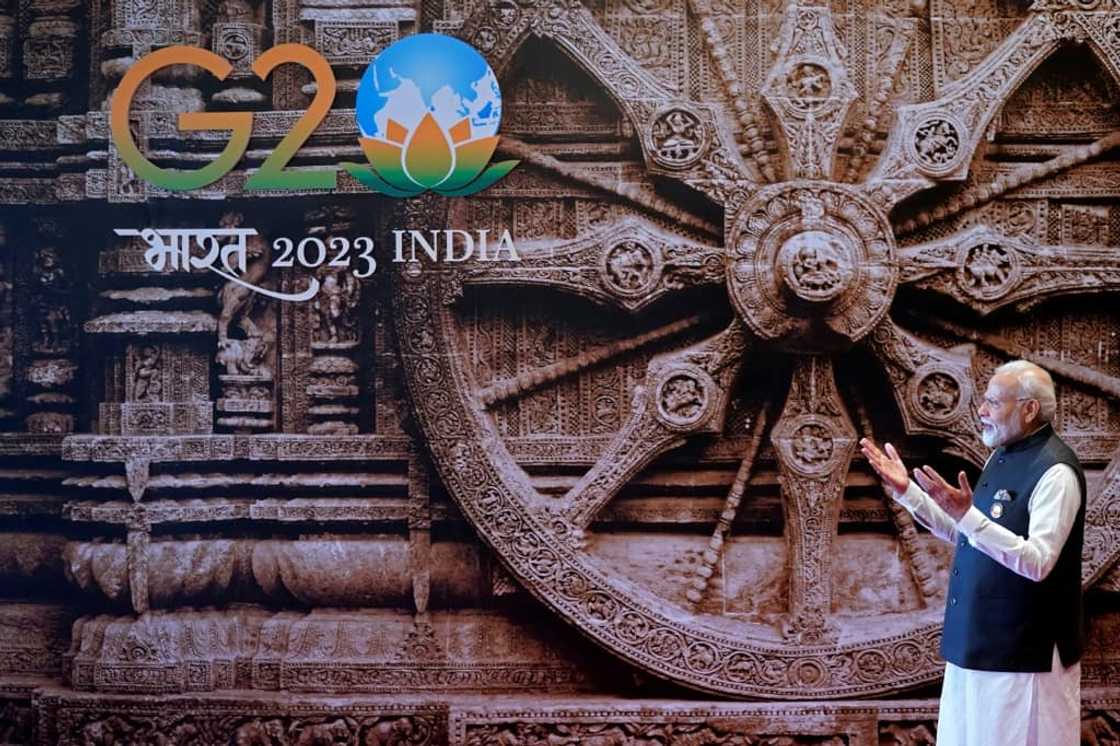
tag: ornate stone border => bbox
[34,690,449,746]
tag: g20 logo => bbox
[110,34,519,195]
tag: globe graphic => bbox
[356,33,502,142]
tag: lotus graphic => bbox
[343,33,518,197]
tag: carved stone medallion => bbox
[956,240,1021,301]
[600,239,661,297]
[908,113,966,176]
[908,364,973,426]
[653,365,715,430]
[647,106,709,169]
[727,182,898,351]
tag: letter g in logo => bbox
[110,46,252,192]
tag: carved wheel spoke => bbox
[761,5,857,181]
[910,314,1120,403]
[868,317,986,465]
[450,217,725,313]
[478,314,709,409]
[900,225,1120,316]
[688,0,777,182]
[771,356,856,644]
[866,14,1115,208]
[685,406,768,607]
[462,1,755,194]
[564,323,748,532]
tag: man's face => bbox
[977,373,1036,448]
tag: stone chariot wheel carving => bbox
[394,2,1120,699]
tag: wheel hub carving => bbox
[727,183,898,352]
[778,231,855,302]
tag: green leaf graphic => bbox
[434,160,519,197]
[342,163,425,197]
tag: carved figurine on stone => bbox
[312,270,360,344]
[361,717,423,746]
[216,212,274,377]
[217,0,255,21]
[234,719,287,746]
[881,723,937,746]
[292,717,355,746]
[605,241,654,292]
[133,345,161,401]
[80,716,135,746]
[35,244,66,287]
[661,375,703,419]
[35,305,70,353]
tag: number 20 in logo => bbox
[111,37,518,195]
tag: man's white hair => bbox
[993,360,1057,423]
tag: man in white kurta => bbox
[861,360,1083,746]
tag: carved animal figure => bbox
[880,723,937,745]
[216,334,274,377]
[964,244,1010,290]
[607,244,653,290]
[234,718,288,746]
[292,718,352,746]
[216,212,272,370]
[363,717,420,745]
[80,716,135,746]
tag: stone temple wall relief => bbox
[0,0,1118,741]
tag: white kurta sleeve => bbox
[891,480,962,544]
[954,463,1081,582]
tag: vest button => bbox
[951,597,958,605]
[953,568,959,576]
[981,481,988,487]
[998,458,1006,465]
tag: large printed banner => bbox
[1,3,1120,740]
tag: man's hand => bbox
[912,465,974,521]
[859,438,910,497]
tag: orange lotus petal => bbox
[404,113,454,188]
[360,137,402,168]
[385,119,408,144]
[448,118,471,144]
[358,137,416,192]
[438,135,500,192]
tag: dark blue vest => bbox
[941,424,1086,672]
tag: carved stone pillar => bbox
[0,222,12,425]
[21,0,81,111]
[19,220,78,434]
[402,457,445,661]
[303,13,398,107]
[0,0,14,107]
[90,230,216,442]
[304,205,363,435]
[216,212,276,433]
[210,0,268,108]
[80,226,221,613]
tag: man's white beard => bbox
[981,422,1003,448]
